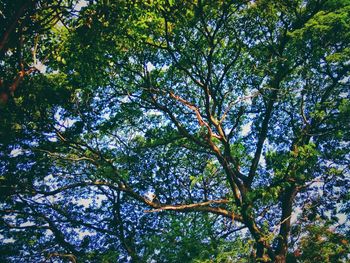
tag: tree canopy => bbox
[1,0,350,262]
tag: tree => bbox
[0,0,78,103]
[1,0,350,262]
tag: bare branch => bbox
[145,199,243,222]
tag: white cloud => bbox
[10,148,23,157]
[74,0,88,11]
[241,121,252,136]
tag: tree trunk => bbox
[274,186,297,263]
[255,240,271,262]
[242,211,274,262]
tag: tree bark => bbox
[241,203,275,262]
[274,186,297,263]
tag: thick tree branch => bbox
[34,180,242,223]
[145,199,242,222]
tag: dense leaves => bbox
[1,0,350,262]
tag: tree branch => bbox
[145,199,242,222]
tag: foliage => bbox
[298,221,350,262]
[1,0,350,262]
